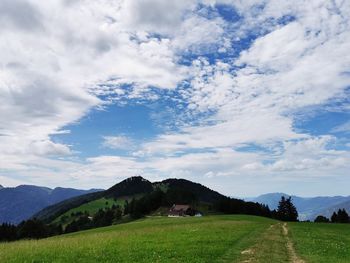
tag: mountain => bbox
[33,176,253,224]
[0,185,102,224]
[247,193,350,220]
[161,178,223,203]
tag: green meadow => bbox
[0,215,349,263]
[289,222,350,263]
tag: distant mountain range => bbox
[0,185,102,224]
[246,193,350,220]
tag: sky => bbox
[0,0,349,197]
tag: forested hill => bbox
[33,176,271,223]
[160,178,224,203]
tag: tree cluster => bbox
[331,209,349,223]
[314,209,349,223]
[214,197,271,217]
[65,205,123,233]
[0,219,62,242]
[314,215,330,223]
[273,196,299,222]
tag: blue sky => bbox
[0,0,349,197]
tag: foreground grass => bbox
[3,216,349,263]
[289,222,350,263]
[238,223,290,263]
[0,215,274,263]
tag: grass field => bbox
[1,215,274,263]
[289,222,350,263]
[0,215,349,262]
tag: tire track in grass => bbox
[282,223,305,263]
[238,223,294,263]
[218,223,268,263]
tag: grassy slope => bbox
[0,215,275,263]
[52,195,146,226]
[289,222,350,263]
[52,198,122,225]
[2,215,349,263]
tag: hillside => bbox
[0,185,101,224]
[248,193,350,220]
[34,176,153,223]
[0,216,277,262]
[33,176,269,225]
[1,215,349,263]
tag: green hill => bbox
[33,176,268,226]
[33,176,155,223]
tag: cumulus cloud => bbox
[0,0,349,195]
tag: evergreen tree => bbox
[336,209,349,223]
[0,223,17,241]
[17,219,49,239]
[123,200,129,215]
[277,196,298,221]
[331,211,338,223]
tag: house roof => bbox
[171,204,191,211]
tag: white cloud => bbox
[268,136,349,172]
[102,136,133,150]
[332,121,350,133]
[121,0,196,35]
[0,0,350,196]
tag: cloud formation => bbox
[0,0,349,196]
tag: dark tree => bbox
[276,196,298,222]
[17,219,49,239]
[331,211,338,223]
[338,209,349,223]
[0,223,17,241]
[123,200,130,215]
[331,209,349,223]
[314,215,330,223]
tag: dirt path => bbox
[282,223,305,263]
[238,223,305,263]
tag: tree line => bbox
[314,209,350,223]
[0,219,62,242]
